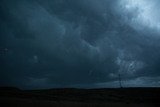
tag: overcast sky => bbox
[0,0,160,89]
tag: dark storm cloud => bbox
[0,0,160,89]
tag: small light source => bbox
[33,55,39,63]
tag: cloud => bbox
[0,0,160,89]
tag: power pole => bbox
[118,73,122,88]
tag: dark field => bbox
[0,87,160,107]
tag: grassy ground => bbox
[0,87,159,107]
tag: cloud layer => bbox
[0,0,160,89]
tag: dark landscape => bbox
[0,87,160,107]
[1,0,160,107]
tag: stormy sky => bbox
[0,0,160,89]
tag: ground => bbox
[0,87,159,107]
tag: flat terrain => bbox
[0,87,160,107]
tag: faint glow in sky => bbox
[123,0,160,30]
[116,50,144,76]
[33,55,39,63]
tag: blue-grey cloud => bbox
[0,0,160,89]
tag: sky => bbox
[0,0,160,89]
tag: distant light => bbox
[0,48,9,55]
[33,55,39,63]
[4,48,8,51]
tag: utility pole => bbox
[118,73,122,88]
